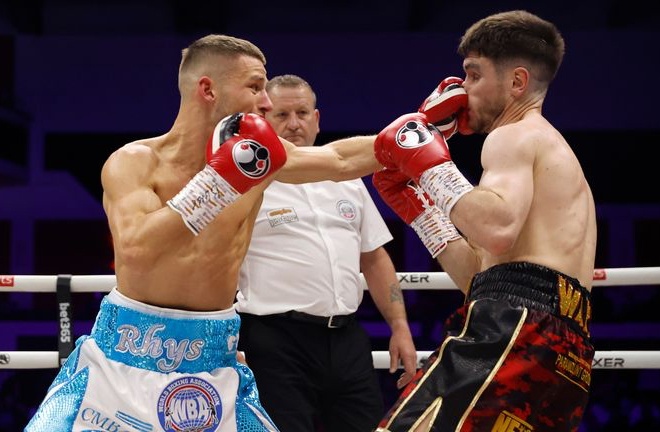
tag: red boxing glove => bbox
[418,76,468,138]
[374,112,474,215]
[167,113,287,235]
[374,112,452,182]
[372,168,460,257]
[207,113,287,193]
[456,108,474,136]
[373,168,428,225]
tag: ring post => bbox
[56,274,73,367]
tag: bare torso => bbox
[478,114,597,289]
[103,135,269,311]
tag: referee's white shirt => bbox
[236,179,393,316]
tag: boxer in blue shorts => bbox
[26,34,381,431]
[26,289,278,431]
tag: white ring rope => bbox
[372,350,660,370]
[2,266,660,292]
[1,267,659,370]
[1,350,658,370]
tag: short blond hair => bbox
[178,34,267,94]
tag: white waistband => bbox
[108,287,237,320]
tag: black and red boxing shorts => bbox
[376,261,594,432]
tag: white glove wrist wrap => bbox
[410,206,462,258]
[167,165,241,235]
[419,162,473,216]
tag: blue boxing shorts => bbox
[25,288,279,432]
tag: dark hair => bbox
[458,10,564,84]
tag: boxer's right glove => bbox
[418,76,472,138]
[168,113,287,235]
[374,112,473,216]
[372,168,461,257]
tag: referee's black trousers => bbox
[238,312,384,432]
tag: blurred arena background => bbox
[1,1,659,430]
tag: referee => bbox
[236,74,418,432]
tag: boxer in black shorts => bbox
[373,10,597,432]
[376,262,593,431]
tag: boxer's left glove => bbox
[419,76,472,138]
[205,113,286,193]
[374,112,473,215]
[373,168,461,257]
[168,113,286,235]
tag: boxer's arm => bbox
[435,239,481,294]
[102,145,194,262]
[168,113,286,235]
[275,135,381,184]
[373,168,461,257]
[372,168,478,293]
[449,127,534,255]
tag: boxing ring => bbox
[1,267,660,370]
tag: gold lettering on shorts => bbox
[557,276,591,336]
[491,410,533,432]
[555,352,591,390]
